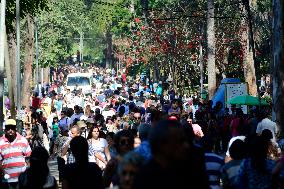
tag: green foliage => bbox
[6,0,49,33]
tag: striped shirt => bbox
[0,133,32,183]
[205,152,224,189]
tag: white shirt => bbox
[256,118,278,141]
[102,110,115,120]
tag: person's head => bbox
[27,146,50,187]
[133,112,141,124]
[30,146,49,169]
[229,139,246,160]
[70,125,81,138]
[114,130,135,155]
[118,152,144,189]
[200,136,214,152]
[87,126,100,140]
[171,100,179,109]
[94,101,100,106]
[138,123,151,141]
[261,129,273,141]
[74,105,80,114]
[5,119,17,142]
[53,117,59,124]
[106,132,115,146]
[61,110,66,118]
[248,136,269,172]
[134,137,141,148]
[70,136,89,164]
[149,120,190,162]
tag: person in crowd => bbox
[167,99,181,117]
[134,123,152,161]
[32,92,41,110]
[18,147,57,189]
[69,105,83,125]
[111,151,144,189]
[256,111,278,141]
[103,130,134,187]
[0,119,32,189]
[52,128,69,182]
[261,129,281,160]
[59,110,69,132]
[237,136,276,189]
[134,120,201,189]
[230,108,248,138]
[134,136,141,148]
[202,136,224,189]
[87,126,111,170]
[221,139,246,189]
[62,136,103,189]
[30,112,45,149]
[62,125,81,164]
[106,132,117,158]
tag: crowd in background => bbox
[0,64,283,189]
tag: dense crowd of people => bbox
[0,65,283,189]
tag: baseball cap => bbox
[6,119,16,126]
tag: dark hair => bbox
[106,132,115,140]
[261,129,273,141]
[149,120,182,155]
[200,136,214,151]
[229,139,246,160]
[113,130,134,154]
[70,136,89,165]
[24,147,50,189]
[248,136,269,172]
[87,126,100,139]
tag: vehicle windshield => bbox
[67,76,90,86]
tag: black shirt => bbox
[62,162,103,189]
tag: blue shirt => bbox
[134,141,152,161]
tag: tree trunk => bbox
[7,33,17,109]
[4,30,16,118]
[240,3,257,96]
[222,47,229,79]
[272,0,284,136]
[106,29,112,69]
[21,15,34,108]
[207,0,217,99]
[43,67,50,85]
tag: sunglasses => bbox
[5,125,16,131]
[119,139,131,146]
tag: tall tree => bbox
[240,0,257,96]
[207,0,216,99]
[272,0,284,135]
[21,15,35,108]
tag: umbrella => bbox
[229,95,269,106]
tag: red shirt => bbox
[32,97,40,109]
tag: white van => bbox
[66,73,93,94]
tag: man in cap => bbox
[0,119,31,189]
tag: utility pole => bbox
[0,0,7,128]
[16,0,21,119]
[74,31,92,63]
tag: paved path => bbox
[48,159,61,188]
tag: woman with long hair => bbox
[237,136,276,189]
[87,126,111,169]
[18,147,57,189]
